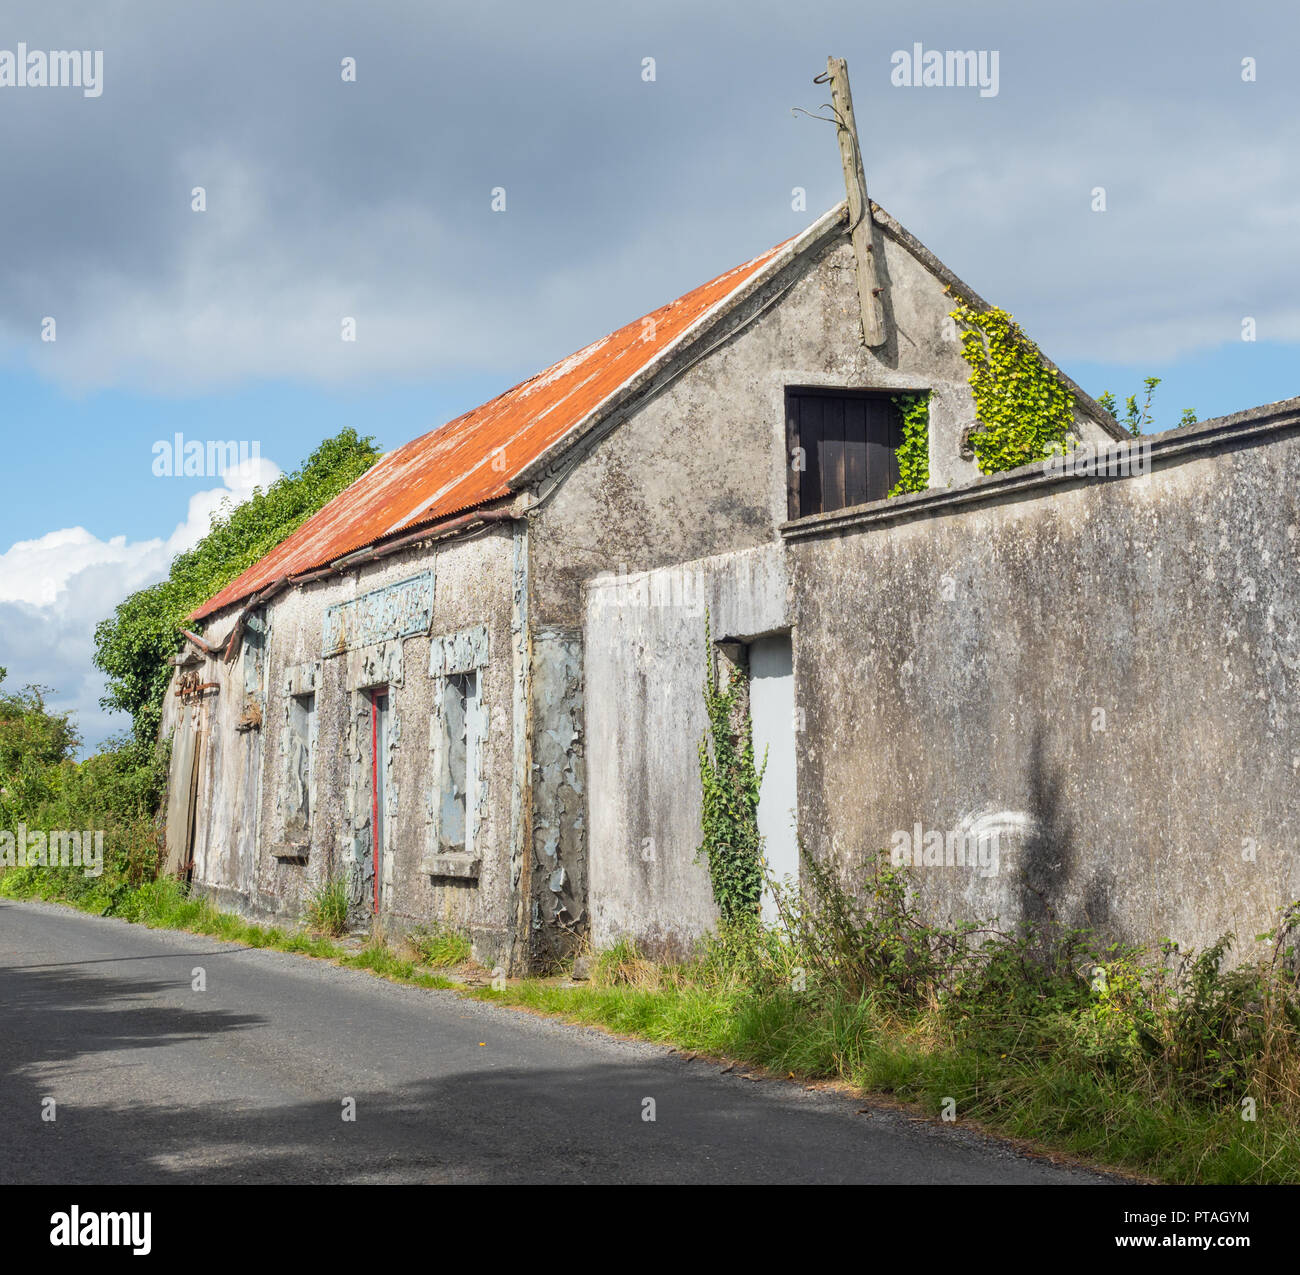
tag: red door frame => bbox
[369,688,388,914]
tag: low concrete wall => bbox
[786,404,1300,957]
[585,542,788,958]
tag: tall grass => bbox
[304,874,350,936]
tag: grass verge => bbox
[466,948,1299,1185]
[468,972,1295,1184]
[0,866,455,989]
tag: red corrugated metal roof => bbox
[191,231,798,622]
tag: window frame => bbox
[424,624,490,880]
[785,385,910,519]
[276,662,320,858]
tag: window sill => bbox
[422,851,480,881]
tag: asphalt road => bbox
[0,898,1114,1185]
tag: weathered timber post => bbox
[823,55,888,348]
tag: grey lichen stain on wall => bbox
[790,424,1300,957]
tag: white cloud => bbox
[0,457,282,752]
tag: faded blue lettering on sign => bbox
[322,571,434,656]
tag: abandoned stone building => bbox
[162,187,1299,974]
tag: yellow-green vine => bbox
[951,300,1075,473]
[888,392,930,497]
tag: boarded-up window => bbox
[437,671,480,854]
[283,692,316,844]
[424,625,489,879]
[786,388,905,518]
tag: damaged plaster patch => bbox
[429,623,489,676]
[345,640,404,693]
[530,628,585,963]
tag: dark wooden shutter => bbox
[787,389,904,517]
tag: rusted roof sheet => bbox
[191,229,802,622]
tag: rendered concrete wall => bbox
[582,408,1299,960]
[585,542,788,958]
[165,525,523,971]
[535,217,1112,961]
[787,408,1300,957]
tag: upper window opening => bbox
[786,388,906,518]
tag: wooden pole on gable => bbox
[823,56,888,348]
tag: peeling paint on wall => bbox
[323,571,433,656]
[423,625,490,879]
[507,522,532,975]
[338,640,405,920]
[529,627,585,967]
[429,623,489,676]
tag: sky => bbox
[0,0,1297,751]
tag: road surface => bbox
[0,898,1113,1184]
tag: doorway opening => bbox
[746,635,799,924]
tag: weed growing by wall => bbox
[696,616,765,926]
[1097,378,1198,436]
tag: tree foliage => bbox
[93,429,382,745]
[0,671,169,904]
[0,667,80,779]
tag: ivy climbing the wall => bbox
[696,616,765,927]
[950,300,1075,473]
[888,391,930,497]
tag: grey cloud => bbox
[0,0,1294,391]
